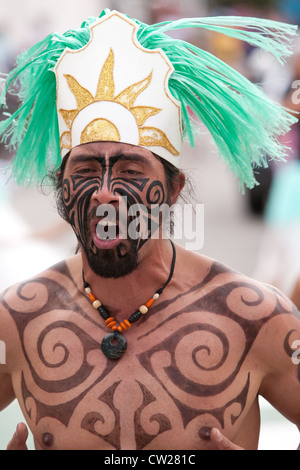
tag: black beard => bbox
[80,205,140,278]
[83,238,139,278]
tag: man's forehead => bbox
[69,141,155,160]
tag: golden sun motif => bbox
[59,48,179,155]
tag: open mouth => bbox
[89,200,146,250]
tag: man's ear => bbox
[170,171,185,204]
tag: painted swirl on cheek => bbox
[108,177,160,251]
[63,174,102,252]
[109,177,150,250]
[146,180,165,206]
[99,177,166,251]
[114,179,166,251]
[106,156,166,249]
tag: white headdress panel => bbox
[55,11,182,167]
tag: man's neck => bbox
[80,239,175,320]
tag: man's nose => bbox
[90,181,119,206]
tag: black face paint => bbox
[63,154,167,277]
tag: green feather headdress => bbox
[0,8,298,188]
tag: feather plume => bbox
[0,9,297,187]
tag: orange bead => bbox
[88,293,96,302]
[105,317,115,325]
[145,298,155,308]
[107,321,117,329]
[120,322,127,331]
[117,326,123,333]
[124,319,131,328]
[112,325,117,331]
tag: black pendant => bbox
[101,332,127,360]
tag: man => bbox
[1,9,300,450]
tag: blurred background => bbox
[0,0,300,450]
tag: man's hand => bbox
[7,423,28,450]
[210,428,244,450]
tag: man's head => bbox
[55,141,185,277]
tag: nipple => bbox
[42,432,54,447]
[199,426,212,441]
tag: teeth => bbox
[96,219,118,239]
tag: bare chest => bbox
[4,264,273,450]
[11,304,260,450]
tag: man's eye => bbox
[121,169,141,176]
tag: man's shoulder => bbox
[0,255,81,370]
[0,254,80,311]
[177,245,250,286]
[177,245,296,317]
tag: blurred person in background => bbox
[0,8,300,452]
[251,5,300,309]
[0,15,76,294]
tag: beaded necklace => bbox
[83,240,176,360]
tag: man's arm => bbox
[0,292,31,450]
[0,368,15,412]
[249,289,300,450]
[0,366,28,450]
[0,296,16,412]
[258,303,300,445]
[207,288,300,451]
